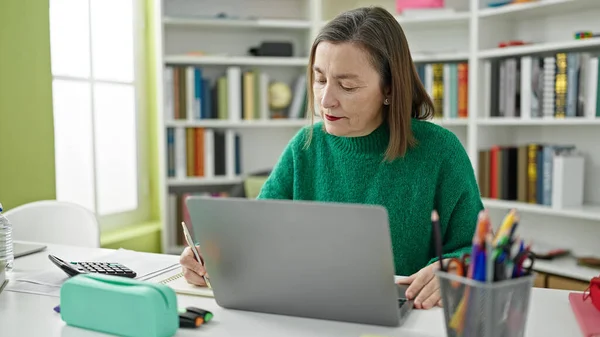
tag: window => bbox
[49,0,149,229]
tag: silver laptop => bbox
[186,196,413,327]
[14,241,47,258]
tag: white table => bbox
[0,243,584,337]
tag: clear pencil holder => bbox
[436,270,535,337]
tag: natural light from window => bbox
[49,0,142,222]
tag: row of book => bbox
[166,127,241,179]
[167,192,231,247]
[415,62,469,119]
[478,144,584,209]
[485,53,600,119]
[163,65,308,122]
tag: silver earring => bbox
[384,98,390,105]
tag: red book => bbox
[489,146,500,199]
[569,292,600,337]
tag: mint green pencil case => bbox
[60,273,179,337]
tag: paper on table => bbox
[4,280,61,297]
[8,248,180,296]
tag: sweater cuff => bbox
[426,246,472,266]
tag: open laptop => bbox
[186,196,413,327]
[13,241,47,258]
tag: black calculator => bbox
[48,254,137,278]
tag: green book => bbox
[218,76,228,120]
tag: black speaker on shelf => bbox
[248,42,293,57]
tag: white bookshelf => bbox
[165,119,312,129]
[478,37,600,58]
[153,0,600,256]
[163,55,310,66]
[167,176,243,187]
[163,17,312,29]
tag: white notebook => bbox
[155,267,214,298]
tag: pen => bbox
[494,209,516,246]
[508,214,520,244]
[181,222,212,289]
[485,232,493,283]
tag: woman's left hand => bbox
[396,261,446,309]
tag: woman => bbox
[180,6,483,310]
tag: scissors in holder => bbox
[445,254,471,276]
[512,250,535,278]
[444,254,472,288]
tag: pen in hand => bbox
[181,222,212,288]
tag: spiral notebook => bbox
[155,267,214,298]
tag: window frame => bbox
[49,0,150,231]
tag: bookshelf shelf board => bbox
[322,12,470,27]
[165,119,310,128]
[164,55,309,67]
[482,198,600,221]
[412,52,470,63]
[478,38,600,59]
[430,118,469,126]
[477,118,600,126]
[395,12,471,24]
[163,17,311,29]
[478,0,598,20]
[167,177,243,187]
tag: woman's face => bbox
[312,41,387,137]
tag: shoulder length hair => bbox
[305,6,434,161]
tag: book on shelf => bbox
[166,127,241,179]
[163,65,308,122]
[167,192,230,247]
[478,144,584,209]
[415,62,468,119]
[484,52,600,119]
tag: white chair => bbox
[4,200,100,248]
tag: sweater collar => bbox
[327,121,390,156]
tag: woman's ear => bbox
[383,86,392,104]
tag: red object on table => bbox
[569,277,600,337]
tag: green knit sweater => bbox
[257,119,484,276]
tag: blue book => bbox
[194,68,203,119]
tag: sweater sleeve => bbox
[256,130,302,200]
[428,135,484,265]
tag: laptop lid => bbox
[186,196,403,327]
[13,242,47,258]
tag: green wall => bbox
[145,0,161,221]
[0,0,57,211]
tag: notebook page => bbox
[154,267,214,298]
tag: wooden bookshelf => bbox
[152,0,600,256]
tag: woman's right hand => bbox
[179,245,208,286]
